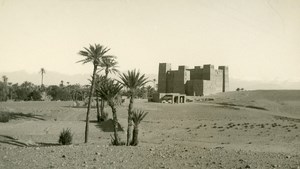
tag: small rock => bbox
[95,152,100,155]
[271,164,278,168]
[35,147,40,150]
[286,155,291,159]
[93,158,97,161]
[62,155,66,158]
[245,164,251,168]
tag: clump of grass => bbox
[0,112,10,123]
[58,128,73,145]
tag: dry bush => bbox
[58,128,73,145]
[0,112,10,123]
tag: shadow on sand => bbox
[0,111,45,122]
[94,119,124,132]
[217,102,268,111]
[0,135,31,147]
[0,135,61,147]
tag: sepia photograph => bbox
[0,0,299,168]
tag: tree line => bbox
[0,76,155,102]
[0,78,89,102]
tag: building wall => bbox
[158,63,171,93]
[189,66,203,80]
[218,66,229,92]
[186,80,204,96]
[158,63,229,97]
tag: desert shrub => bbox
[58,128,73,145]
[0,112,10,123]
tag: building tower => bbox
[158,63,171,93]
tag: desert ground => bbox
[0,90,300,169]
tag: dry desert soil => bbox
[0,90,300,169]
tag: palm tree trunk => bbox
[100,69,109,121]
[84,65,97,143]
[100,99,105,120]
[96,96,100,122]
[41,74,44,87]
[110,103,119,145]
[131,124,139,146]
[127,95,134,146]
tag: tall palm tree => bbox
[119,69,148,146]
[2,76,8,101]
[77,43,113,143]
[96,78,123,145]
[131,109,148,146]
[39,68,46,87]
[98,57,120,121]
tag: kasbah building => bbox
[153,63,229,104]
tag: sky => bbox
[0,0,300,86]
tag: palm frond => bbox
[77,44,112,66]
[118,69,149,93]
[131,109,149,125]
[95,78,123,102]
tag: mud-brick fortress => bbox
[154,63,229,103]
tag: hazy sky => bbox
[0,0,299,83]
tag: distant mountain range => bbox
[0,70,157,87]
[0,70,299,90]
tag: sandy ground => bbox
[0,90,300,169]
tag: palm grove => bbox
[78,43,149,145]
[0,43,155,146]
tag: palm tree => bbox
[131,109,148,146]
[119,69,148,146]
[2,76,8,101]
[99,58,119,79]
[96,78,123,145]
[94,74,106,122]
[98,57,120,121]
[77,43,113,143]
[60,80,64,87]
[39,68,46,87]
